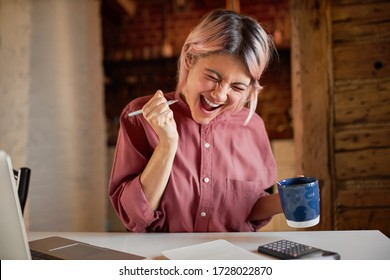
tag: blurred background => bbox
[1,0,389,236]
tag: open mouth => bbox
[200,96,223,111]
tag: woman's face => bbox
[182,53,252,125]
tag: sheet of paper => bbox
[162,239,262,260]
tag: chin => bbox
[192,113,213,125]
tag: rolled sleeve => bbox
[118,176,159,232]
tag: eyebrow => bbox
[204,68,250,88]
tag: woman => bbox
[108,9,282,232]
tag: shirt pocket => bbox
[219,178,263,231]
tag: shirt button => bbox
[203,177,210,183]
[204,143,210,148]
[200,212,206,217]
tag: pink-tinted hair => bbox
[176,9,275,124]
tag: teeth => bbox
[204,97,220,108]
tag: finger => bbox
[143,91,167,118]
[153,109,175,127]
[146,101,173,121]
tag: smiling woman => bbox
[182,53,251,124]
[108,9,282,233]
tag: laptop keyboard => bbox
[30,249,56,260]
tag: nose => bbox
[211,81,229,102]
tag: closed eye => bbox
[204,68,249,93]
[231,85,246,92]
[205,74,220,82]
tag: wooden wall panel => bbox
[332,1,390,43]
[291,0,390,236]
[332,41,390,80]
[333,0,390,5]
[337,189,390,207]
[337,178,390,191]
[333,78,390,125]
[335,148,390,179]
[334,91,390,124]
[335,126,390,151]
[336,207,390,236]
[332,1,390,22]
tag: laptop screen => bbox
[0,150,31,260]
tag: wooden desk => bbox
[28,230,390,260]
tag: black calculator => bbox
[257,240,340,260]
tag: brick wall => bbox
[102,0,292,142]
[103,0,290,59]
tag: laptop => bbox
[0,150,144,260]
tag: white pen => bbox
[127,100,178,117]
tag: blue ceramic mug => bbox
[277,176,320,228]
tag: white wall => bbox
[0,0,31,167]
[0,0,107,231]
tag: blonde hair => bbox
[176,9,275,124]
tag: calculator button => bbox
[258,240,321,259]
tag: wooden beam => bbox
[226,0,240,13]
[290,0,333,230]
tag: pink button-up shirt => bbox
[108,92,277,232]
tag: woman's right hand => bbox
[142,90,178,146]
[140,90,178,210]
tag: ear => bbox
[184,53,192,70]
